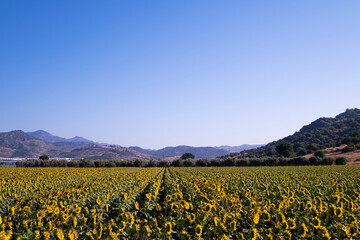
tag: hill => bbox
[60,145,150,160]
[233,108,360,158]
[2,130,261,160]
[0,130,66,158]
[27,130,99,149]
[0,131,149,160]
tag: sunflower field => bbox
[0,166,360,239]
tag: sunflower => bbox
[188,213,195,224]
[181,230,191,240]
[300,223,308,238]
[287,218,296,230]
[253,212,260,224]
[56,229,65,240]
[73,217,77,227]
[119,221,127,231]
[165,222,172,235]
[251,228,258,240]
[146,193,152,200]
[214,216,220,226]
[90,209,96,215]
[156,203,161,211]
[43,231,50,240]
[62,213,69,221]
[313,217,321,227]
[195,225,203,237]
[68,230,78,240]
[221,234,230,240]
[96,197,101,205]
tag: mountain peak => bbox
[27,130,95,144]
[27,130,66,143]
[68,136,93,143]
[7,130,26,134]
[3,130,32,139]
[336,108,360,119]
[31,130,51,134]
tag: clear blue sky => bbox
[1,1,359,149]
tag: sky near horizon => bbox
[1,1,360,149]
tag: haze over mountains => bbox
[0,130,261,159]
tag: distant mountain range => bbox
[0,130,146,159]
[129,144,263,159]
[27,130,93,143]
[0,130,67,158]
[0,130,261,159]
[129,146,229,159]
[215,145,264,153]
[27,130,106,149]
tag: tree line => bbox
[16,156,347,168]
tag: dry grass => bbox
[304,144,360,165]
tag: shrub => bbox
[296,148,307,156]
[306,144,319,152]
[335,157,347,165]
[39,155,49,160]
[342,145,356,153]
[309,156,321,165]
[314,150,325,158]
[276,143,294,157]
[180,153,195,160]
[320,157,334,165]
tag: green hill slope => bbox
[234,108,360,158]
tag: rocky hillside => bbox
[0,130,66,158]
[0,131,148,159]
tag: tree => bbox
[296,148,307,156]
[39,155,49,160]
[314,150,325,158]
[309,156,321,165]
[275,143,294,157]
[183,160,194,167]
[180,153,195,160]
[342,145,356,153]
[134,159,143,167]
[335,157,347,165]
[306,144,319,153]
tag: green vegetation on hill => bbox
[230,108,360,158]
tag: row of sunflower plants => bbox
[175,166,360,239]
